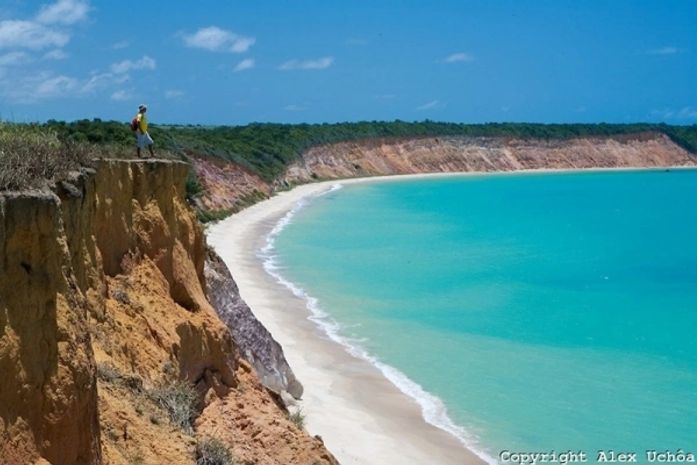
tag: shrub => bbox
[126,449,145,465]
[96,362,145,393]
[196,437,234,465]
[197,208,232,224]
[288,408,305,429]
[150,380,198,432]
[96,362,122,383]
[186,170,203,199]
[0,123,91,190]
[112,287,130,305]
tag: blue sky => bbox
[0,0,695,125]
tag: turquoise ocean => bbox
[264,170,697,463]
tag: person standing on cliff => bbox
[134,104,155,158]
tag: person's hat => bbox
[138,104,147,111]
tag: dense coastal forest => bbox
[36,119,697,182]
[1,120,696,193]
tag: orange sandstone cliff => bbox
[189,133,696,211]
[281,133,696,184]
[0,159,337,465]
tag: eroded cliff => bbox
[187,133,695,212]
[281,133,696,184]
[0,159,336,465]
[205,250,303,400]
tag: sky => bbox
[0,0,695,125]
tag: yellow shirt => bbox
[136,113,148,132]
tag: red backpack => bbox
[130,116,139,131]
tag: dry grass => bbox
[96,361,198,433]
[0,123,94,191]
[150,380,199,433]
[0,123,179,191]
[288,408,305,429]
[196,437,234,465]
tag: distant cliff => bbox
[189,132,696,211]
[282,132,695,184]
[0,159,336,465]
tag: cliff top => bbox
[39,119,697,182]
[0,123,186,192]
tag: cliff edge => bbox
[0,159,336,465]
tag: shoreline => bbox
[206,166,695,465]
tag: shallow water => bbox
[271,170,697,462]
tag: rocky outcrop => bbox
[205,249,303,399]
[281,133,696,184]
[0,159,337,465]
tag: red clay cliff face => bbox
[0,159,338,465]
[281,133,696,184]
[191,155,270,214]
[187,133,695,210]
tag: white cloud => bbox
[279,56,334,70]
[0,71,77,102]
[112,40,129,50]
[0,40,140,103]
[43,48,68,60]
[110,55,156,74]
[110,89,132,101]
[651,107,697,120]
[0,20,70,49]
[233,57,254,72]
[1,68,132,103]
[36,74,78,95]
[678,107,697,119]
[230,36,255,53]
[444,52,474,63]
[346,37,368,46]
[417,99,444,110]
[36,0,90,25]
[183,26,255,53]
[284,104,307,111]
[0,51,31,66]
[646,46,680,55]
[165,89,184,99]
[81,72,114,93]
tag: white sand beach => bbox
[207,173,491,465]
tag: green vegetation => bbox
[38,119,696,183]
[3,119,695,192]
[186,170,204,200]
[197,208,233,224]
[288,408,305,429]
[0,121,180,191]
[0,123,92,190]
[196,437,234,465]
